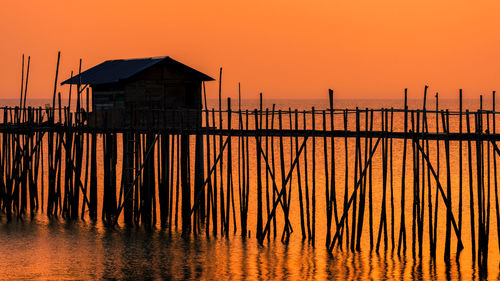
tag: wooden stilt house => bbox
[61,56,214,128]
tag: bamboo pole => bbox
[342,109,349,248]
[330,136,383,251]
[278,110,288,240]
[328,91,339,249]
[443,109,452,261]
[432,93,440,258]
[466,110,476,262]
[256,107,263,241]
[376,109,388,253]
[458,90,463,255]
[492,91,499,253]
[397,89,408,256]
[322,109,331,247]
[312,107,316,244]
[295,109,306,240]
[211,109,217,235]
[350,108,360,251]
[265,107,270,240]
[238,85,244,236]
[303,109,310,240]
[218,68,225,235]
[226,98,233,235]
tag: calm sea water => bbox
[0,97,498,280]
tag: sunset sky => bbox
[1,0,499,99]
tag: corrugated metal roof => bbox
[61,56,214,85]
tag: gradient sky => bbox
[1,0,499,100]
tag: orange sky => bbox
[1,0,499,100]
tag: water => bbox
[0,97,499,280]
[0,215,487,280]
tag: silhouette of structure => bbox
[1,53,499,271]
[61,56,214,128]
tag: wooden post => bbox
[226,98,235,235]
[204,82,213,235]
[458,89,463,253]
[295,109,306,240]
[311,107,316,244]
[442,110,452,261]
[181,124,191,234]
[123,132,134,225]
[278,110,288,240]
[51,52,60,120]
[342,109,349,248]
[492,91,499,253]
[432,93,440,258]
[323,109,331,247]
[397,89,408,256]
[376,109,388,253]
[211,109,218,235]
[194,111,205,228]
[256,108,263,241]
[466,110,476,262]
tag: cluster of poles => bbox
[0,55,499,271]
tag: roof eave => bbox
[201,75,215,82]
[60,56,215,85]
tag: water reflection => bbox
[0,217,498,280]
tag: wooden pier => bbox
[0,58,499,269]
